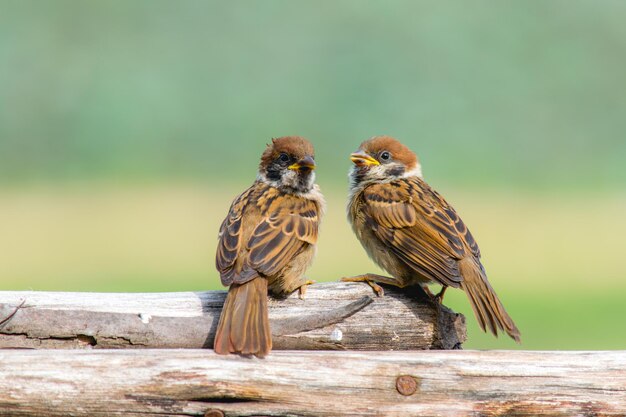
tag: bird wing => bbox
[362,177,480,287]
[216,186,253,286]
[216,184,320,286]
[246,193,320,278]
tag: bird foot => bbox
[298,280,316,300]
[433,286,448,304]
[341,274,386,297]
[419,285,446,304]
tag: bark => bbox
[0,282,466,351]
[0,349,623,416]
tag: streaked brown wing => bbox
[428,185,481,259]
[363,177,480,288]
[246,196,319,278]
[215,187,254,286]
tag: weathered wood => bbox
[0,349,623,416]
[0,282,465,350]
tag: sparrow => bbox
[344,136,520,342]
[214,136,325,357]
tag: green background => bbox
[1,1,625,349]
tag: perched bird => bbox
[345,136,520,342]
[214,136,324,357]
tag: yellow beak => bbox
[288,155,316,171]
[350,150,380,166]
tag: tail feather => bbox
[459,259,521,343]
[214,277,272,357]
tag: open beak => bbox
[288,155,316,172]
[350,150,380,167]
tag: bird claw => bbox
[298,280,316,300]
[433,286,447,304]
[341,275,385,297]
[368,281,385,297]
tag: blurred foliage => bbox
[1,0,626,188]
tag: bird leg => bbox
[341,273,404,297]
[297,279,316,300]
[434,286,448,304]
[417,285,447,303]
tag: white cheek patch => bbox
[348,164,386,187]
[403,164,423,178]
[372,165,387,178]
[349,162,423,191]
[306,172,316,190]
[259,169,316,194]
[256,172,280,188]
[282,169,298,188]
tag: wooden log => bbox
[0,349,624,416]
[0,282,465,351]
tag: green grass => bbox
[1,183,624,350]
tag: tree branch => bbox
[0,282,466,350]
[0,349,623,416]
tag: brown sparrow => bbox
[344,136,520,342]
[214,136,325,357]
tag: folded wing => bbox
[362,177,481,288]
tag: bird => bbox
[344,135,520,342]
[214,136,325,357]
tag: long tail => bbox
[459,258,521,343]
[214,277,272,357]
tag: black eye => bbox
[279,153,290,163]
[380,151,391,161]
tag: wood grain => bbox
[0,282,465,350]
[0,349,623,416]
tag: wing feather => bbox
[363,177,480,288]
[215,187,252,286]
[216,183,321,285]
[247,198,320,278]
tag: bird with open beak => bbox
[344,135,520,342]
[214,136,325,357]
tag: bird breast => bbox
[348,189,426,285]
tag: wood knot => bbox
[205,409,224,417]
[396,375,419,396]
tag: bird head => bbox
[349,136,422,187]
[259,136,316,193]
